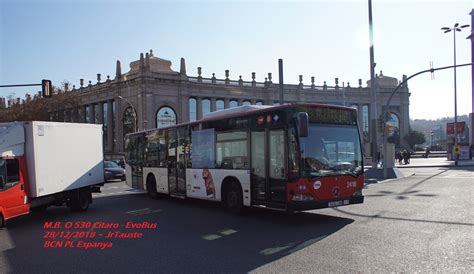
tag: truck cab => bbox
[0,157,30,226]
[0,123,30,226]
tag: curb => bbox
[364,171,416,185]
[396,164,474,168]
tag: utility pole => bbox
[279,59,284,105]
[368,0,378,168]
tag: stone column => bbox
[224,98,230,109]
[98,102,104,125]
[69,108,75,122]
[196,97,202,120]
[62,109,67,122]
[115,98,124,153]
[181,96,189,124]
[211,98,216,112]
[137,92,143,131]
[69,108,74,123]
[90,103,96,124]
[73,107,80,123]
[65,109,71,122]
[64,109,70,123]
[107,99,114,152]
[146,94,155,128]
[57,110,63,122]
[82,105,87,123]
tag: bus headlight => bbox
[352,190,362,197]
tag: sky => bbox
[0,0,473,120]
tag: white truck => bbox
[0,121,104,227]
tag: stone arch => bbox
[216,98,225,111]
[201,98,211,116]
[229,99,238,108]
[188,97,197,122]
[242,100,251,106]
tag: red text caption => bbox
[43,221,158,250]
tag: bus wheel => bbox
[146,175,158,199]
[224,181,243,214]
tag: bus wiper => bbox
[337,170,358,178]
[328,162,352,171]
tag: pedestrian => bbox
[402,149,410,165]
[118,157,125,169]
[423,147,430,158]
[396,150,403,164]
[395,150,403,165]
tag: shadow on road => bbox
[332,169,474,228]
[364,170,447,200]
[1,194,354,273]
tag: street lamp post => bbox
[118,95,138,132]
[368,0,378,168]
[441,23,470,166]
[430,130,434,148]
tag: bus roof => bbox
[127,103,355,137]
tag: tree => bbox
[403,129,426,149]
[0,81,79,123]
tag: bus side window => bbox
[215,131,248,169]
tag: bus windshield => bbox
[300,124,362,178]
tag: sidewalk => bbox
[394,157,474,168]
[364,157,474,169]
[363,157,474,183]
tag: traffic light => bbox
[42,79,52,97]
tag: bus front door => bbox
[251,131,266,202]
[251,129,286,207]
[267,129,287,205]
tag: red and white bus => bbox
[124,103,364,212]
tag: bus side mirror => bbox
[297,112,309,137]
[0,175,4,189]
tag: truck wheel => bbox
[0,214,4,228]
[223,181,243,214]
[78,189,91,211]
[71,189,91,212]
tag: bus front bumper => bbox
[287,196,364,212]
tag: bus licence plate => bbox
[328,200,349,207]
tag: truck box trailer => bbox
[0,121,104,227]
